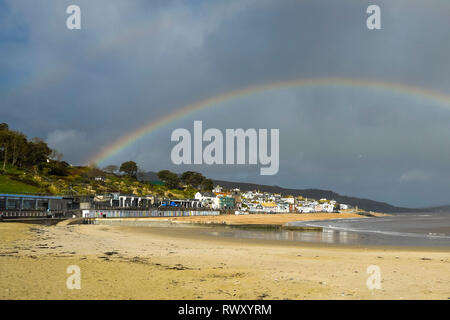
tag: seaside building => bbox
[161,199,201,208]
[92,194,155,208]
[0,194,77,219]
[261,202,278,213]
[195,191,219,209]
[277,202,290,213]
[218,196,235,209]
[0,194,74,211]
[281,197,295,204]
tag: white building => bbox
[277,202,290,213]
[195,192,219,209]
[281,197,295,204]
[296,206,314,213]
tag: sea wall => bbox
[88,217,208,228]
[82,209,220,218]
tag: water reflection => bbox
[200,227,363,245]
[100,213,450,247]
[198,224,450,247]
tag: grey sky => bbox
[1,0,450,207]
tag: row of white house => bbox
[240,190,350,213]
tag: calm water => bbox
[195,212,450,247]
[286,212,450,247]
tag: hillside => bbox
[0,165,417,213]
[139,172,414,213]
[0,174,41,194]
[0,166,196,199]
[1,122,413,212]
[0,123,198,199]
[212,179,415,213]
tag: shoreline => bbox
[123,225,450,252]
[86,212,450,250]
[84,212,371,226]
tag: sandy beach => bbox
[0,215,449,300]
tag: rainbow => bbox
[88,77,450,166]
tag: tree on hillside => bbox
[180,171,213,190]
[25,138,52,167]
[157,170,180,189]
[120,161,138,178]
[0,125,12,170]
[50,149,64,162]
[10,131,28,167]
[180,171,195,185]
[181,171,206,188]
[201,178,214,191]
[103,165,118,174]
[85,165,104,178]
[45,160,70,176]
[0,123,62,171]
[1,127,33,170]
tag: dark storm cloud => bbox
[1,0,450,207]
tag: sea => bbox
[197,212,450,247]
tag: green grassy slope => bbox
[0,166,197,199]
[0,175,41,194]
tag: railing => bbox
[0,209,81,219]
[83,208,221,218]
[90,205,215,211]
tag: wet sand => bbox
[140,212,368,226]
[0,221,449,300]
